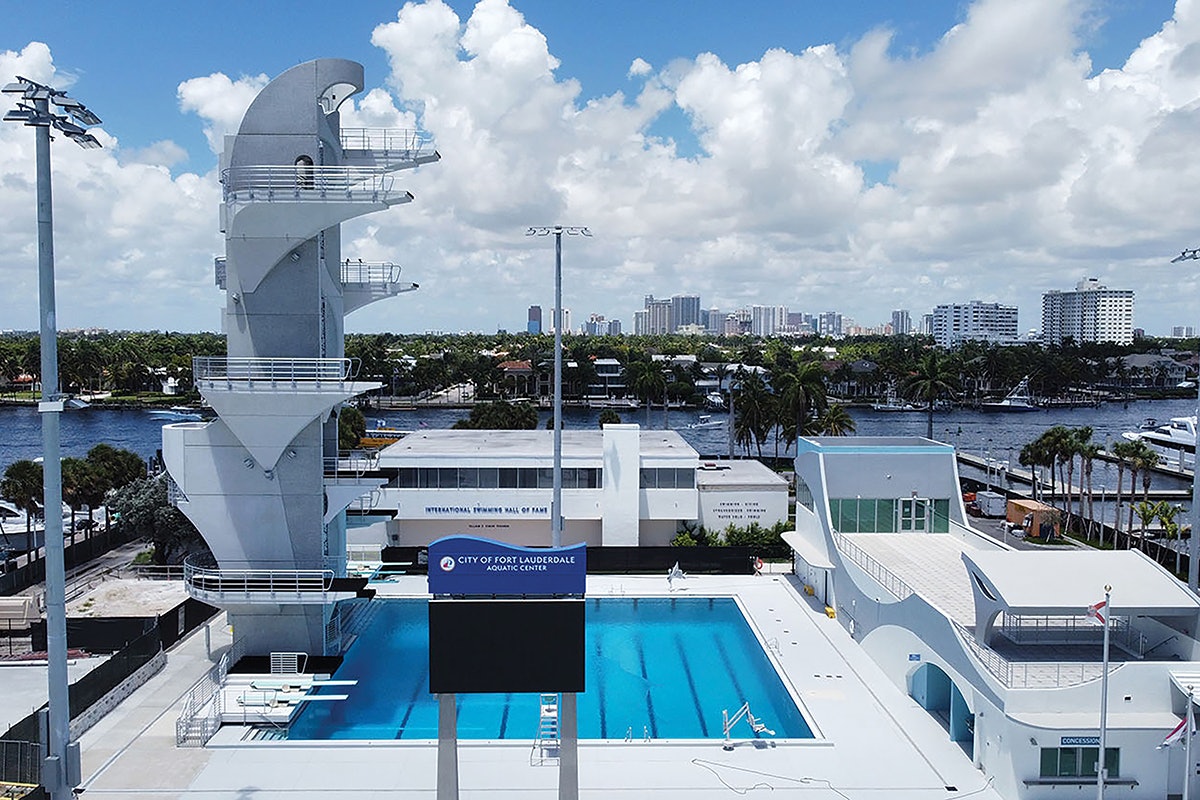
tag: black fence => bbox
[1064,514,1191,578]
[1,598,218,754]
[0,522,141,597]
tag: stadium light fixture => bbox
[526,226,592,548]
[1169,247,1200,595]
[4,75,102,800]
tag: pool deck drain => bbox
[58,574,1001,798]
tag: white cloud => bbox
[7,0,1200,336]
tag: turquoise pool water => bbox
[287,597,813,740]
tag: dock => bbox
[955,453,1193,502]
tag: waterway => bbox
[1,397,1195,499]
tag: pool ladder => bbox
[530,693,560,766]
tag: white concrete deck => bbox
[67,574,1002,799]
[841,533,976,625]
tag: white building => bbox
[1042,278,1134,346]
[369,427,788,547]
[932,301,1019,348]
[787,436,1200,799]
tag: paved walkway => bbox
[70,574,1001,799]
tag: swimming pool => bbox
[286,597,813,741]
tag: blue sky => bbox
[1,0,1197,336]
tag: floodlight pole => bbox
[4,77,100,800]
[527,226,590,548]
[1170,248,1200,594]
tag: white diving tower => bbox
[161,59,438,654]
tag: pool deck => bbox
[64,573,1002,798]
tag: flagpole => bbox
[1186,687,1195,800]
[1097,584,1111,800]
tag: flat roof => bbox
[962,550,1200,616]
[798,436,952,453]
[379,428,698,462]
[694,459,788,489]
[842,533,977,624]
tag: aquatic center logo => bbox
[439,556,456,572]
[427,535,587,596]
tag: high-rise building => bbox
[550,308,572,334]
[817,312,842,338]
[750,305,778,337]
[647,300,673,335]
[706,307,723,335]
[633,309,649,335]
[920,314,934,335]
[606,319,622,336]
[891,310,911,336]
[1173,326,1196,338]
[672,294,701,331]
[932,301,1019,348]
[527,305,542,334]
[1041,278,1134,346]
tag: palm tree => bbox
[733,371,774,458]
[625,361,665,427]
[902,351,958,439]
[1123,440,1158,541]
[0,459,43,535]
[775,360,828,454]
[818,404,856,436]
[1079,440,1102,542]
[1109,439,1138,535]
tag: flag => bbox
[1159,716,1189,749]
[1086,599,1107,626]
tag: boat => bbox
[148,406,204,421]
[586,397,640,410]
[703,391,726,410]
[687,415,724,430]
[979,376,1040,412]
[1121,415,1196,468]
[871,393,924,412]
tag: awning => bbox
[781,530,835,570]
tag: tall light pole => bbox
[527,226,590,547]
[4,76,101,800]
[1170,247,1200,593]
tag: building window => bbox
[1039,747,1118,779]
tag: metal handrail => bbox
[193,356,355,384]
[221,165,406,204]
[339,127,434,153]
[213,257,227,289]
[324,450,378,478]
[183,561,334,597]
[831,530,915,601]
[952,620,1118,688]
[339,260,403,285]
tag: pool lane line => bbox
[635,634,659,739]
[498,693,511,738]
[674,632,709,737]
[595,632,608,739]
[394,661,429,739]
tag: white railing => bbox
[193,356,354,386]
[214,257,227,289]
[166,473,188,507]
[831,530,915,601]
[1001,614,1147,658]
[952,621,1116,688]
[176,637,246,746]
[339,127,434,154]
[221,165,407,205]
[339,260,403,286]
[184,560,334,599]
[324,450,378,478]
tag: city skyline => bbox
[3,0,1198,337]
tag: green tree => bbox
[85,443,146,490]
[452,400,538,430]
[0,459,43,533]
[597,409,621,427]
[775,360,828,452]
[107,476,208,565]
[339,406,368,450]
[732,371,774,458]
[818,404,856,436]
[902,351,958,439]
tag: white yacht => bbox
[980,376,1040,412]
[1122,415,1196,468]
[703,391,726,410]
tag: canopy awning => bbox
[781,530,835,570]
[961,550,1200,644]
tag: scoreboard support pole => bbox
[559,691,579,800]
[437,692,459,800]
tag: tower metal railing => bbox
[339,127,434,155]
[193,356,356,387]
[339,260,403,286]
[221,165,409,205]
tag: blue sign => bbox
[908,653,921,662]
[427,536,586,597]
[1061,736,1100,747]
